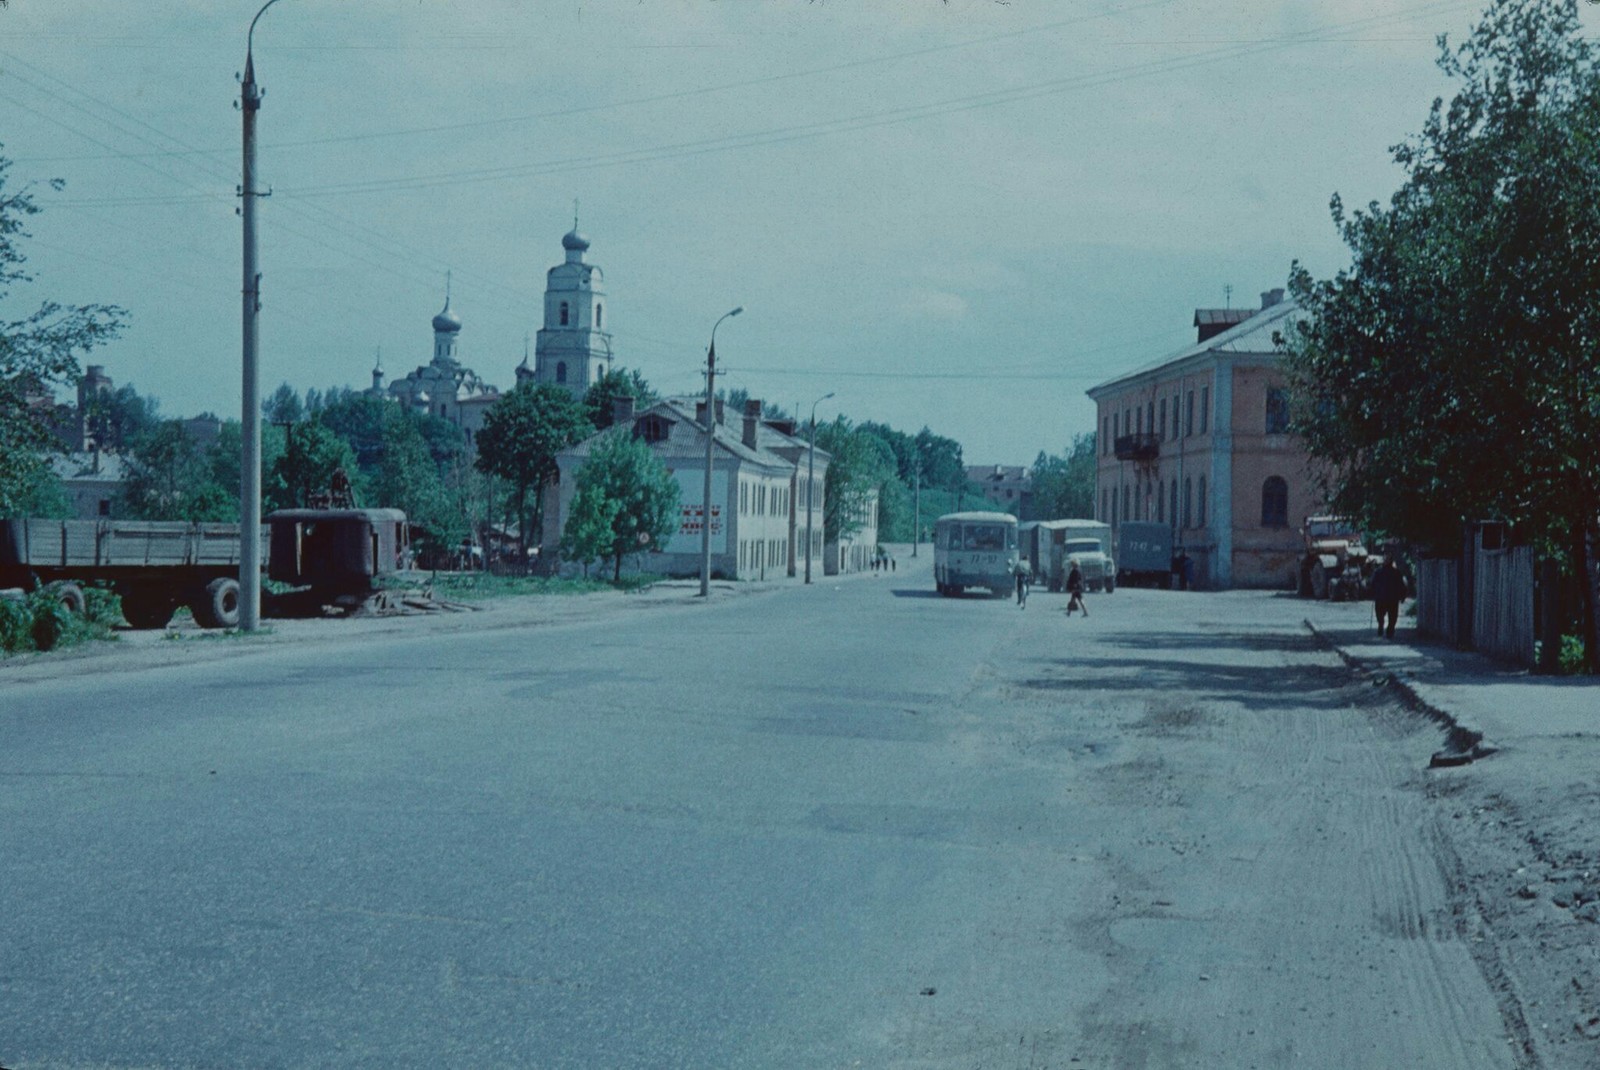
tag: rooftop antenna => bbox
[1223,283,1233,309]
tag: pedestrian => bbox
[1370,556,1406,639]
[890,557,896,572]
[1065,562,1088,617]
[1015,564,1029,609]
[1177,549,1193,591]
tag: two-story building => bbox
[1086,288,1324,589]
[542,397,830,581]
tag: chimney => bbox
[714,399,725,425]
[742,399,762,449]
[1261,288,1285,309]
[768,418,797,437]
[611,395,635,425]
[696,401,709,427]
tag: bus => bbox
[933,511,1020,597]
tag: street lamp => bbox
[238,0,286,631]
[804,391,834,584]
[699,306,743,598]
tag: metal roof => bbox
[1086,298,1305,398]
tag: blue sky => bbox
[0,0,1519,463]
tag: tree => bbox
[1029,433,1097,520]
[371,413,464,550]
[82,383,158,453]
[816,417,896,543]
[914,427,966,492]
[0,151,127,516]
[474,382,591,553]
[583,366,656,430]
[263,381,304,426]
[267,420,357,511]
[559,429,682,582]
[122,420,232,521]
[1283,0,1600,669]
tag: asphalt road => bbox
[1,559,1519,1068]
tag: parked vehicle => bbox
[0,508,407,629]
[1116,521,1173,588]
[933,511,1019,597]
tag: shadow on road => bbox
[1017,652,1364,713]
[1090,631,1324,655]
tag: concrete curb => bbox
[1302,618,1494,767]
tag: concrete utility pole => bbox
[699,307,742,598]
[912,462,920,557]
[238,0,283,632]
[805,392,834,584]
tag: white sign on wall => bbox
[664,468,728,555]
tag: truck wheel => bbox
[192,578,241,629]
[121,589,176,629]
[48,582,86,616]
[1104,576,1116,593]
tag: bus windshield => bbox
[961,524,1009,551]
[1063,539,1102,555]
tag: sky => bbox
[0,0,1545,464]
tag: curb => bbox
[1302,618,1494,768]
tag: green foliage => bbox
[559,429,682,582]
[816,417,896,543]
[583,367,657,430]
[0,150,128,517]
[121,420,234,521]
[1282,0,1600,669]
[475,382,591,549]
[372,412,464,548]
[82,383,159,452]
[267,420,358,511]
[0,585,119,655]
[1029,433,1097,520]
[263,381,304,426]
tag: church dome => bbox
[432,297,462,333]
[562,229,590,253]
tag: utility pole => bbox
[699,307,742,597]
[238,0,282,632]
[805,392,834,584]
[912,462,921,557]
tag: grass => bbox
[416,571,664,602]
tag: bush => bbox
[1559,634,1590,676]
[0,586,121,655]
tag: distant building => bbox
[1086,288,1323,589]
[385,288,501,452]
[542,397,828,580]
[50,450,125,519]
[529,228,614,397]
[966,464,1032,517]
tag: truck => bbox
[1298,515,1380,601]
[1116,521,1173,588]
[0,508,408,629]
[1022,520,1115,593]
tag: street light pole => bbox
[912,461,921,557]
[804,391,834,584]
[238,0,283,632]
[699,307,742,598]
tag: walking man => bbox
[1015,564,1029,609]
[1371,557,1406,639]
[1066,562,1088,617]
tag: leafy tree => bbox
[122,420,232,521]
[82,383,158,453]
[474,382,591,552]
[1029,433,1097,520]
[816,417,896,542]
[914,427,966,492]
[263,381,304,426]
[0,151,127,516]
[371,413,464,549]
[1283,0,1600,669]
[267,420,357,510]
[583,366,656,430]
[559,429,682,581]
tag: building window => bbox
[1156,479,1164,523]
[1136,407,1143,435]
[1159,398,1167,440]
[98,499,111,517]
[556,362,567,383]
[1146,401,1154,436]
[1183,477,1193,529]
[595,303,603,328]
[635,415,669,444]
[1265,388,1290,434]
[1185,391,1195,436]
[1200,385,1210,433]
[1113,412,1120,441]
[1122,484,1130,520]
[1102,417,1109,454]
[1262,476,1287,528]
[559,301,570,326]
[1169,480,1177,526]
[1198,477,1207,526]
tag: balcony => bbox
[1113,432,1161,463]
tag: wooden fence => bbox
[1415,526,1535,666]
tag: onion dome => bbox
[562,229,590,253]
[432,297,462,333]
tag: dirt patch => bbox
[1135,698,1208,736]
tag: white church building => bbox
[517,227,614,396]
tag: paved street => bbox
[3,559,1525,1068]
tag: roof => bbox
[50,451,127,483]
[936,511,1018,524]
[1087,298,1305,398]
[1192,308,1255,328]
[559,399,796,472]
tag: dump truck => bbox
[0,508,407,629]
[1022,519,1115,593]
